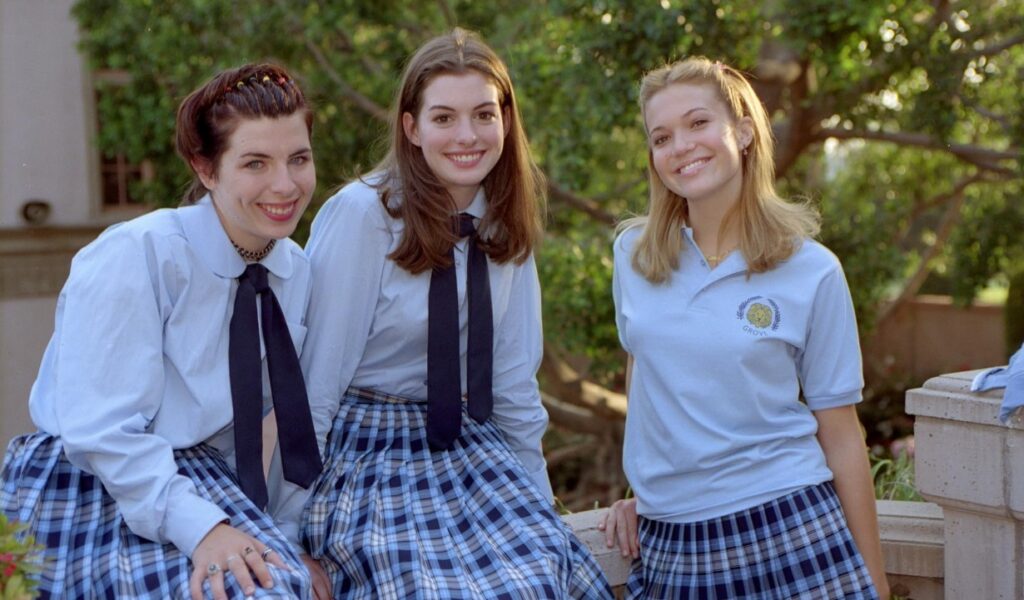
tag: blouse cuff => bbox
[525,462,554,505]
[165,494,231,557]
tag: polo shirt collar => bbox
[682,227,747,285]
[180,195,295,280]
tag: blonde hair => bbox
[622,57,819,283]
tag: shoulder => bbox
[77,208,185,264]
[769,238,847,291]
[317,177,392,227]
[784,238,842,272]
[613,224,644,259]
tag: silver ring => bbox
[206,563,221,576]
[261,547,275,560]
[226,554,239,564]
[242,545,256,557]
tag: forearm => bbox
[815,405,889,598]
[828,444,888,598]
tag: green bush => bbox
[0,514,41,600]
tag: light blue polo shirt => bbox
[612,226,863,523]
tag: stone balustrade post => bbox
[906,369,1023,600]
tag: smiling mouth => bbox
[257,200,298,221]
[447,151,484,165]
[676,158,710,175]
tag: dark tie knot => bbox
[240,263,270,293]
[457,213,477,239]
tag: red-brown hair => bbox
[175,63,312,205]
[372,28,544,274]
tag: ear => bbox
[191,158,216,190]
[503,106,512,137]
[736,116,754,152]
[402,112,421,147]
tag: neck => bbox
[689,195,740,261]
[449,186,479,212]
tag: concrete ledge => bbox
[563,500,944,596]
[878,500,944,599]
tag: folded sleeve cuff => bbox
[524,461,554,505]
[165,494,230,557]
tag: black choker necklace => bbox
[231,238,276,262]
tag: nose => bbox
[270,163,300,196]
[671,136,695,155]
[454,117,478,146]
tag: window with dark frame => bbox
[93,69,153,209]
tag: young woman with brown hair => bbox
[1,63,326,599]
[300,28,611,599]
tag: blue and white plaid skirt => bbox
[1,431,311,599]
[302,387,613,599]
[625,481,879,599]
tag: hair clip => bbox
[236,80,245,88]
[262,75,271,83]
[714,61,725,72]
[277,76,287,85]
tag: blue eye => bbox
[245,160,264,170]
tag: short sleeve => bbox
[799,264,864,410]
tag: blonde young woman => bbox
[300,29,611,599]
[600,58,889,599]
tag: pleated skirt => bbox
[625,481,879,599]
[0,431,311,599]
[302,387,613,600]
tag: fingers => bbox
[241,544,276,589]
[226,552,257,597]
[601,508,618,549]
[261,546,288,570]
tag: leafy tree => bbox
[72,0,1023,507]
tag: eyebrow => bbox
[238,147,312,159]
[425,101,499,112]
[647,106,711,134]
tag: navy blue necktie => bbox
[229,263,322,508]
[426,214,493,451]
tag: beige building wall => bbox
[0,0,108,448]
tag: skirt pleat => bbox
[1,432,311,599]
[625,481,879,599]
[302,387,613,600]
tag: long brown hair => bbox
[622,57,819,283]
[373,28,544,274]
[175,63,312,205]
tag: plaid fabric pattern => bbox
[625,481,879,599]
[302,387,613,600]
[1,432,311,599]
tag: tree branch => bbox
[546,181,618,225]
[967,33,1024,59]
[436,0,456,28]
[303,37,389,121]
[814,127,1019,176]
[876,181,970,324]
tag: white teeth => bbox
[449,152,483,164]
[678,158,709,174]
[259,203,293,216]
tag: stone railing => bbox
[908,370,1021,600]
[562,368,1024,599]
[563,501,944,597]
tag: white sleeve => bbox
[489,254,553,502]
[53,228,227,556]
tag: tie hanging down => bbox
[229,263,322,508]
[426,213,494,451]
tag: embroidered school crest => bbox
[736,296,781,336]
